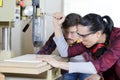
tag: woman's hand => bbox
[41,55,69,70]
[85,74,103,80]
[41,56,60,68]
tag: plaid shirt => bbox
[37,33,81,55]
[37,33,56,55]
[67,27,120,80]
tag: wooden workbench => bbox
[0,54,67,80]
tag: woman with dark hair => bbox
[41,13,120,80]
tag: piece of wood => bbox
[4,54,56,63]
[0,54,67,80]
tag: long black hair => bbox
[79,13,114,44]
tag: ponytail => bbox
[102,16,114,44]
[102,16,114,35]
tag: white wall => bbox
[64,0,120,27]
[41,0,63,43]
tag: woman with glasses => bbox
[41,13,120,80]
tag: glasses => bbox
[77,31,95,38]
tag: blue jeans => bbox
[63,73,91,80]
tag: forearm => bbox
[57,61,69,70]
[69,61,97,74]
[42,56,97,74]
[56,61,97,74]
[53,34,68,57]
[54,26,63,38]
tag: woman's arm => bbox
[41,56,97,74]
[41,55,69,70]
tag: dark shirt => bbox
[67,27,120,79]
[37,33,56,54]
